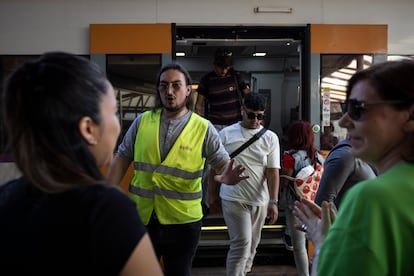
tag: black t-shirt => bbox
[0,178,146,275]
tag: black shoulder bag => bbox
[230,127,267,158]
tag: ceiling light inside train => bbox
[253,52,267,57]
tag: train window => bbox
[320,54,414,149]
[0,54,160,156]
[105,54,162,145]
[320,54,373,148]
[0,55,40,157]
[0,55,89,157]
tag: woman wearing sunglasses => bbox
[294,59,414,276]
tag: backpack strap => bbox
[291,150,311,173]
[316,152,325,165]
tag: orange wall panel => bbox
[90,23,172,54]
[311,24,387,54]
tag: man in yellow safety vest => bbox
[107,63,248,276]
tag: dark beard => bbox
[164,100,187,112]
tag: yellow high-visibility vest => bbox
[129,109,208,225]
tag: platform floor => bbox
[192,265,298,276]
[192,250,298,276]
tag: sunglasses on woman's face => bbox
[340,99,406,120]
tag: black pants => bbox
[147,216,202,276]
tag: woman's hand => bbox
[293,198,336,249]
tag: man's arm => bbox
[208,168,221,214]
[195,94,205,116]
[314,149,354,206]
[242,84,251,95]
[106,154,132,186]
[234,70,250,95]
[266,168,279,202]
[266,167,279,224]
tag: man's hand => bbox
[266,204,278,225]
[214,159,249,185]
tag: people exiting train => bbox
[294,59,414,276]
[195,47,251,130]
[315,138,376,209]
[195,47,251,215]
[209,92,280,276]
[280,120,324,276]
[0,52,163,275]
[107,62,248,276]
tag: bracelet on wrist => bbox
[268,199,278,205]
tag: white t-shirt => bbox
[219,122,280,206]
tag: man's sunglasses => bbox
[340,99,406,120]
[246,112,265,120]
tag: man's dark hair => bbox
[214,48,233,67]
[243,92,266,111]
[154,62,194,110]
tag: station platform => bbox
[192,228,298,276]
[192,265,298,276]
[192,253,298,276]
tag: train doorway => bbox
[174,25,311,262]
[174,25,310,142]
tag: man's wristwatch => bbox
[268,199,278,205]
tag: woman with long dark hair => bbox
[0,52,163,275]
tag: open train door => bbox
[174,25,311,149]
[173,25,312,263]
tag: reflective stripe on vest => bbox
[130,109,208,225]
[129,185,203,200]
[135,162,203,180]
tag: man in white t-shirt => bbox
[209,92,280,276]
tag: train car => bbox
[0,22,395,266]
[172,25,388,263]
